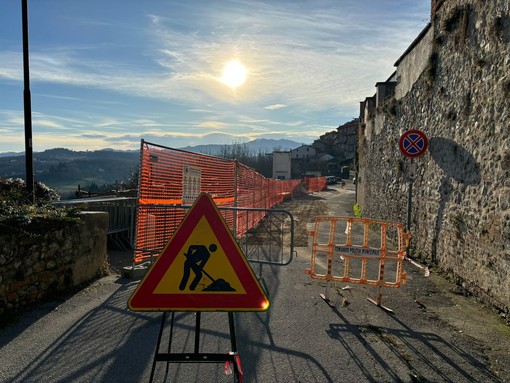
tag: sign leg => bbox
[149,312,167,383]
[194,312,201,353]
[228,312,244,382]
[228,312,237,352]
[148,311,244,382]
[165,312,175,376]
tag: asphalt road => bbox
[1,184,509,383]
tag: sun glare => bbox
[220,59,248,89]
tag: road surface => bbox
[1,183,509,382]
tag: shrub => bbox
[0,178,77,229]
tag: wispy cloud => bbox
[0,0,429,153]
[265,104,286,110]
[197,121,226,129]
[1,2,428,109]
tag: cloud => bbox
[264,104,287,110]
[0,51,23,81]
[133,119,165,127]
[0,1,430,153]
[197,121,226,129]
[0,2,428,112]
[32,119,69,130]
[181,1,430,110]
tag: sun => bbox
[220,59,248,89]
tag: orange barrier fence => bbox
[304,176,327,192]
[135,140,324,263]
[305,216,410,311]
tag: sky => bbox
[0,0,430,153]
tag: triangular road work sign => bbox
[128,193,270,312]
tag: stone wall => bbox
[0,212,108,318]
[358,0,510,314]
[394,24,433,100]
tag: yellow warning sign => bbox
[128,192,270,312]
[153,216,246,294]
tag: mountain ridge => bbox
[0,138,303,197]
[179,138,302,155]
[0,138,302,157]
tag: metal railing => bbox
[135,204,295,268]
[54,198,295,276]
[53,197,137,247]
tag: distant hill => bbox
[179,138,302,155]
[0,152,23,158]
[0,139,303,198]
[0,148,140,197]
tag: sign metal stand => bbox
[149,311,243,383]
[129,193,269,382]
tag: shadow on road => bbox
[6,280,158,383]
[326,305,501,382]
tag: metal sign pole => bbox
[406,158,414,258]
[399,130,428,259]
[22,0,35,203]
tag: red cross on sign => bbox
[399,130,428,158]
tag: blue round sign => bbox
[399,130,428,158]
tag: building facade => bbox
[357,0,510,313]
[272,151,291,180]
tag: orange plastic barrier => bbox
[304,176,327,192]
[305,216,410,310]
[135,141,308,263]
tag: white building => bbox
[272,151,291,180]
[291,144,316,159]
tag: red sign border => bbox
[399,129,428,158]
[128,193,270,312]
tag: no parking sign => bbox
[399,130,428,158]
[398,129,428,259]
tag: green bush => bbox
[0,177,78,229]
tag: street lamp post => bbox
[22,0,35,203]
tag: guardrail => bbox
[135,204,295,268]
[53,197,137,248]
[54,196,295,274]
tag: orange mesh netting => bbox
[135,140,326,263]
[304,176,327,192]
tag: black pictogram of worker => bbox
[179,244,217,291]
[178,243,235,292]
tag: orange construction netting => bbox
[304,176,327,193]
[134,140,326,263]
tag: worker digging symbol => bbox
[178,243,235,292]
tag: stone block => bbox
[6,292,17,303]
[38,270,57,284]
[9,278,30,292]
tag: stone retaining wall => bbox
[0,212,108,318]
[358,0,510,314]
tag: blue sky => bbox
[0,0,430,153]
